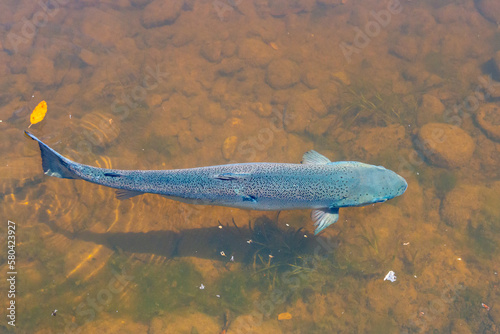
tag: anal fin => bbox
[115,189,144,200]
[311,208,339,234]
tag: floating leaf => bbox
[278,312,292,320]
[29,100,47,128]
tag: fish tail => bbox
[25,131,81,179]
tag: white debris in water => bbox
[384,271,397,282]
[199,284,205,290]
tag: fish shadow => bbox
[42,216,339,264]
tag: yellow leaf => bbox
[278,312,292,320]
[29,100,47,127]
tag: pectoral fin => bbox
[302,150,331,164]
[311,208,339,234]
[115,189,144,200]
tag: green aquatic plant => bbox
[356,224,380,256]
[340,86,401,127]
[338,81,419,128]
[244,217,314,289]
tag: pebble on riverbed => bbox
[416,123,475,168]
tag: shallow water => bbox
[1,0,499,333]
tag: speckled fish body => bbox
[26,131,408,234]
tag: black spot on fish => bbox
[104,172,122,177]
[242,195,257,203]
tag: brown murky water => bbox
[1,0,500,333]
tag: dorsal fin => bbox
[302,150,331,164]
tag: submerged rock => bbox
[301,89,328,117]
[238,38,275,67]
[416,123,475,168]
[27,55,56,86]
[476,0,500,24]
[200,40,223,63]
[441,182,500,229]
[389,37,419,62]
[354,124,406,161]
[266,59,300,89]
[475,103,500,141]
[81,8,128,47]
[417,94,445,126]
[494,50,500,74]
[199,102,228,124]
[141,0,183,28]
[222,135,238,160]
[284,96,312,133]
[441,184,481,228]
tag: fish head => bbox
[338,163,408,207]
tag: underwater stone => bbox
[416,123,475,168]
[266,59,300,89]
[476,0,500,24]
[495,51,500,75]
[301,89,328,117]
[200,102,228,125]
[417,94,445,126]
[141,0,183,28]
[200,40,223,63]
[81,8,128,47]
[222,136,238,160]
[238,38,275,68]
[285,95,313,133]
[476,103,500,141]
[440,184,482,229]
[217,59,244,76]
[27,55,56,86]
[390,37,419,62]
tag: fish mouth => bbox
[374,198,388,203]
[396,175,408,196]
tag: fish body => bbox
[26,131,407,234]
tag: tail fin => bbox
[25,131,81,179]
